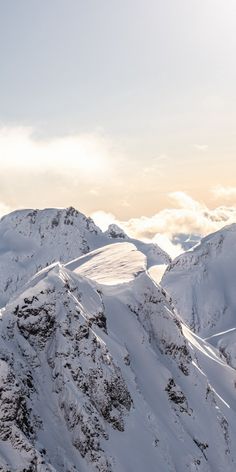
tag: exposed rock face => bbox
[0,207,101,308]
[105,225,127,240]
[126,273,192,375]
[0,265,132,471]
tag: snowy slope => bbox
[1,242,236,471]
[162,224,236,336]
[161,224,236,371]
[0,208,170,308]
[66,242,146,285]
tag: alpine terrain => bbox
[0,208,236,471]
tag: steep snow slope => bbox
[1,243,236,471]
[162,224,236,336]
[0,208,170,308]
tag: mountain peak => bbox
[105,224,127,239]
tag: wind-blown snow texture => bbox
[1,208,236,471]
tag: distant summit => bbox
[105,223,127,239]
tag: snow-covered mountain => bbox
[0,207,170,308]
[1,208,236,471]
[162,224,236,369]
[162,224,236,334]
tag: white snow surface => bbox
[0,208,170,308]
[66,243,146,285]
[162,224,236,333]
[161,223,236,369]
[1,209,236,471]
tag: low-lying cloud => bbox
[91,191,236,258]
[0,127,235,259]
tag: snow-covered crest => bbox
[0,207,170,308]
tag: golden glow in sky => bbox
[0,0,235,240]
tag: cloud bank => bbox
[0,126,114,180]
[0,126,126,213]
[92,191,236,258]
[0,126,235,259]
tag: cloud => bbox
[152,234,183,258]
[169,191,204,211]
[0,126,115,181]
[0,125,129,211]
[121,194,236,242]
[91,209,183,258]
[91,192,236,258]
[0,126,235,259]
[90,210,117,231]
[212,186,236,203]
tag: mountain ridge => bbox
[0,206,170,308]
[1,208,236,470]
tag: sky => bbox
[0,0,236,253]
